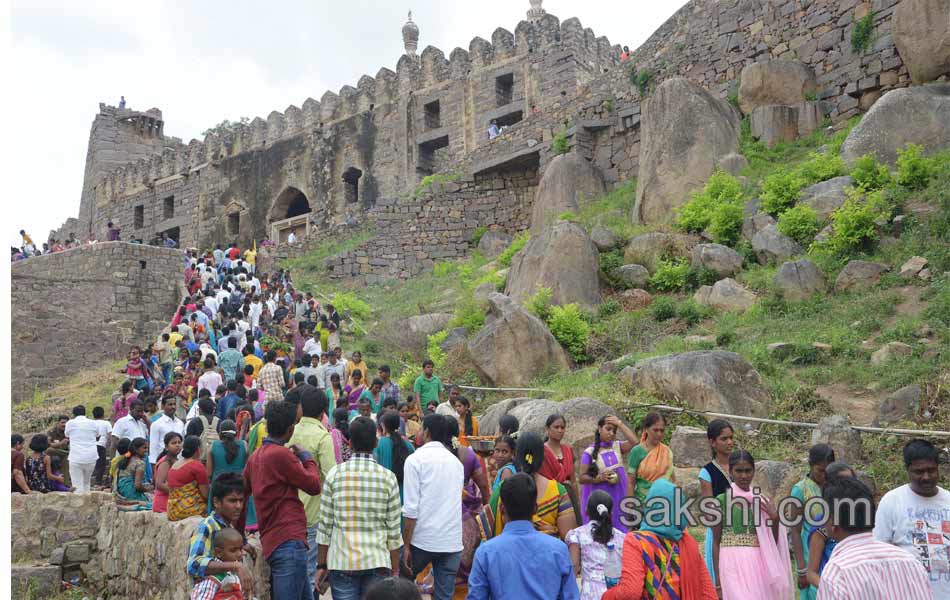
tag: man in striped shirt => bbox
[258,351,285,401]
[817,477,932,599]
[314,416,403,598]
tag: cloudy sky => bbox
[10,0,684,246]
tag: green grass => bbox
[576,180,650,242]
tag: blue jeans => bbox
[268,539,314,600]
[306,523,319,592]
[410,546,461,600]
[328,568,388,600]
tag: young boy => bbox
[190,528,245,600]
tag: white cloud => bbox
[10,0,683,247]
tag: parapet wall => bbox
[10,243,184,403]
[11,492,269,600]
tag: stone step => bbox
[11,563,61,598]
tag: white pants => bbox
[69,462,96,493]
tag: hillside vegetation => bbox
[282,114,950,491]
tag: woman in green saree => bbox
[113,437,153,509]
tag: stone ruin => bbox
[45,0,919,284]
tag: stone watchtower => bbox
[76,103,169,238]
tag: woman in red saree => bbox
[538,413,580,524]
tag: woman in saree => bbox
[602,478,718,600]
[153,431,183,513]
[627,412,674,505]
[712,450,794,600]
[579,414,639,533]
[789,443,836,600]
[481,430,576,542]
[539,413,580,524]
[344,369,367,413]
[166,435,210,521]
[113,437,153,509]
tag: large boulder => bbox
[752,223,803,264]
[530,154,606,234]
[834,260,890,293]
[617,264,650,288]
[467,293,572,387]
[841,84,950,167]
[619,350,770,417]
[407,313,453,336]
[634,77,741,224]
[506,222,602,310]
[800,176,854,220]
[690,243,744,278]
[893,0,950,84]
[753,460,800,500]
[478,397,533,434]
[750,105,800,147]
[774,259,826,301]
[439,327,469,353]
[590,226,619,251]
[742,212,776,242]
[624,232,698,273]
[694,278,757,312]
[738,60,817,114]
[478,230,513,258]
[669,426,711,468]
[875,384,923,426]
[811,415,863,464]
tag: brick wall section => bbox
[11,243,184,404]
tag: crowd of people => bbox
[9,241,950,600]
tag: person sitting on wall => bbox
[488,120,500,140]
[287,231,298,245]
[107,221,121,241]
[620,46,631,61]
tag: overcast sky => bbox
[10,0,684,247]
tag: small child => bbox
[241,364,256,389]
[190,528,245,600]
[48,456,73,492]
[565,491,626,600]
[490,435,517,491]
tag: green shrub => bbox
[632,69,654,96]
[552,130,570,155]
[448,296,486,334]
[525,286,553,322]
[851,11,875,54]
[777,204,821,246]
[426,331,448,368]
[675,300,710,326]
[708,201,745,246]
[850,154,891,192]
[896,144,934,190]
[685,266,720,290]
[557,211,578,222]
[332,291,372,320]
[362,340,380,355]
[797,152,846,185]
[548,304,590,362]
[676,170,744,233]
[597,298,621,319]
[599,249,628,289]
[471,226,488,246]
[761,168,806,215]
[411,172,460,198]
[433,261,457,277]
[822,193,879,254]
[650,297,677,321]
[649,258,690,292]
[804,91,818,102]
[497,231,530,268]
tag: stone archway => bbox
[269,186,311,222]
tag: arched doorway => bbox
[342,167,363,204]
[269,187,312,244]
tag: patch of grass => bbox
[471,226,488,246]
[552,129,570,155]
[851,11,875,55]
[632,69,655,96]
[497,231,531,268]
[411,172,461,198]
[576,180,645,242]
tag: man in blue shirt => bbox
[467,473,579,600]
[216,379,244,421]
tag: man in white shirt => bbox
[197,358,224,395]
[402,414,463,600]
[111,400,150,450]
[148,395,185,468]
[303,332,322,358]
[321,351,347,390]
[287,231,298,245]
[204,290,219,315]
[64,405,103,493]
[249,296,263,331]
[874,438,950,598]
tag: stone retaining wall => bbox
[11,492,268,600]
[10,242,184,403]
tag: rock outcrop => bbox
[634,78,741,224]
[690,243,744,278]
[752,223,803,264]
[834,260,889,293]
[408,313,453,336]
[694,278,757,312]
[774,259,826,300]
[738,60,818,114]
[506,221,602,310]
[477,230,513,258]
[670,426,711,468]
[893,0,950,84]
[530,153,606,234]
[811,415,863,463]
[624,232,698,273]
[619,350,770,417]
[841,84,950,166]
[467,293,572,386]
[801,176,854,220]
[875,384,923,426]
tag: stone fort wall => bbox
[52,0,910,285]
[11,243,184,404]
